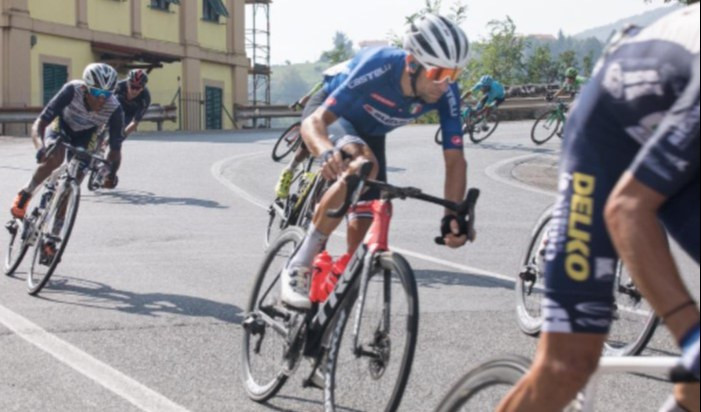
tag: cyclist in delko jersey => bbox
[279,14,473,310]
[498,4,700,412]
[460,74,506,130]
[10,63,124,220]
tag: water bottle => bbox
[310,251,333,303]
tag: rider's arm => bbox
[605,58,700,345]
[106,106,125,173]
[33,83,75,149]
[126,89,151,136]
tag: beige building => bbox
[0,0,249,133]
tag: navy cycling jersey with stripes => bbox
[542,4,700,334]
[115,80,151,125]
[321,47,465,150]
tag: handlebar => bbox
[326,160,480,245]
[44,134,111,169]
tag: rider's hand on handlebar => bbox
[320,148,348,181]
[440,215,475,248]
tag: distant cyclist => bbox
[498,5,699,412]
[549,66,587,100]
[278,14,473,310]
[115,68,151,139]
[289,82,323,111]
[9,63,124,255]
[460,74,506,129]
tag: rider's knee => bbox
[44,149,64,169]
[533,350,599,391]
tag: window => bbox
[205,86,223,130]
[43,63,68,105]
[150,0,180,11]
[203,0,229,23]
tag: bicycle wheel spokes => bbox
[242,227,304,402]
[515,209,552,336]
[4,218,29,276]
[604,263,659,356]
[27,184,80,295]
[325,252,418,412]
[272,122,302,162]
[531,111,560,145]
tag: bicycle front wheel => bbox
[4,218,30,276]
[324,252,419,412]
[242,227,305,402]
[27,181,80,295]
[515,206,553,336]
[272,122,302,162]
[604,262,659,356]
[530,110,561,145]
[469,112,500,143]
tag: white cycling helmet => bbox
[83,63,118,91]
[403,14,470,69]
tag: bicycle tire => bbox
[515,206,552,336]
[469,112,500,144]
[4,218,30,276]
[603,262,659,356]
[434,126,443,145]
[530,110,561,145]
[242,227,305,402]
[272,122,302,162]
[324,252,419,412]
[87,169,101,191]
[27,181,80,295]
[435,355,530,412]
[296,175,325,231]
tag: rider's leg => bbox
[11,144,65,219]
[497,332,606,412]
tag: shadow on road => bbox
[30,276,243,324]
[86,189,228,209]
[414,269,514,290]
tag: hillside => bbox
[270,62,331,105]
[573,4,682,42]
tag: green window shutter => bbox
[205,86,223,130]
[204,0,229,21]
[43,63,68,105]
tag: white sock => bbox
[287,223,328,270]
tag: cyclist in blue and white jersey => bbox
[498,4,700,412]
[279,14,473,309]
[460,74,506,129]
[10,63,124,221]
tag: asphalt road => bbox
[0,121,698,412]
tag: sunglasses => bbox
[89,87,113,99]
[128,82,143,91]
[425,66,462,84]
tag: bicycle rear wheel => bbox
[468,112,500,143]
[242,227,305,402]
[436,355,529,412]
[272,122,302,162]
[515,207,552,336]
[4,218,30,276]
[27,181,80,295]
[324,252,419,412]
[604,262,659,356]
[530,110,561,145]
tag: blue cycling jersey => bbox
[471,80,505,103]
[321,47,465,150]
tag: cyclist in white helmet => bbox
[10,63,125,223]
[277,14,474,310]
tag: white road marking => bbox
[211,153,516,286]
[483,153,558,198]
[0,304,190,412]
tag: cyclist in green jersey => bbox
[550,67,587,100]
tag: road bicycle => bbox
[435,102,500,145]
[514,205,659,357]
[271,121,303,162]
[530,99,568,145]
[87,127,111,191]
[435,354,698,411]
[242,161,480,411]
[264,157,326,247]
[4,134,111,295]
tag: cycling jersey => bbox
[471,80,506,105]
[115,80,151,125]
[562,76,587,95]
[542,4,700,335]
[39,80,124,151]
[322,47,465,150]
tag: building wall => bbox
[200,61,234,129]
[198,3,227,53]
[87,0,131,36]
[141,1,180,43]
[139,61,183,132]
[30,34,94,106]
[27,0,76,26]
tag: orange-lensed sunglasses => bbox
[425,66,462,83]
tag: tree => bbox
[582,50,595,77]
[558,49,579,76]
[473,16,526,85]
[320,32,354,64]
[525,45,557,84]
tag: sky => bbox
[259,0,674,65]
